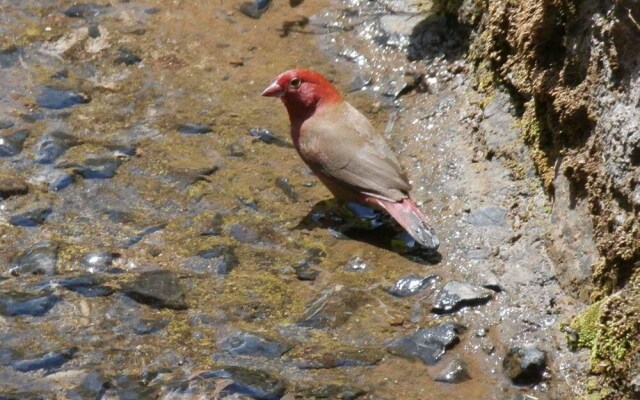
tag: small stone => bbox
[432,281,493,314]
[64,4,109,18]
[434,358,471,383]
[8,242,58,276]
[34,131,80,164]
[37,87,90,109]
[387,274,437,297]
[0,129,29,156]
[59,156,123,179]
[503,344,547,385]
[474,327,488,337]
[11,347,77,372]
[59,275,114,297]
[343,256,373,272]
[465,206,507,227]
[295,266,319,281]
[275,176,297,202]
[195,366,285,400]
[239,0,271,19]
[387,323,465,365]
[218,332,291,359]
[80,251,119,273]
[115,48,142,65]
[296,384,366,400]
[196,245,238,275]
[9,203,52,227]
[132,318,169,335]
[88,24,101,38]
[177,123,213,134]
[0,172,29,198]
[248,128,276,143]
[0,120,15,129]
[0,292,60,316]
[124,270,187,310]
[298,287,364,329]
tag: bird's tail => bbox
[374,198,439,251]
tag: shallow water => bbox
[0,1,587,399]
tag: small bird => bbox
[262,68,439,251]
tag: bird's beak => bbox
[261,81,284,98]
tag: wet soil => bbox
[0,0,592,399]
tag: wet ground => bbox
[0,1,589,399]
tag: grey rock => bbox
[239,0,271,19]
[196,245,238,275]
[58,156,123,179]
[37,87,90,109]
[8,202,52,227]
[124,270,187,310]
[0,120,14,129]
[342,256,373,273]
[465,206,507,227]
[0,292,60,316]
[80,251,119,273]
[59,275,114,297]
[387,322,465,365]
[432,281,493,314]
[132,318,169,335]
[64,4,109,18]
[503,344,547,385]
[218,332,291,358]
[275,176,297,202]
[434,358,471,383]
[8,242,58,276]
[195,366,285,400]
[35,131,80,164]
[11,347,77,372]
[0,129,29,157]
[387,274,438,297]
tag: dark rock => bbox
[387,274,438,297]
[0,129,29,156]
[343,256,373,272]
[8,203,52,227]
[39,169,74,191]
[503,344,547,385]
[115,48,142,65]
[8,242,58,276]
[0,46,20,68]
[59,275,114,297]
[51,69,69,79]
[64,4,109,18]
[132,318,169,335]
[67,372,110,400]
[88,24,101,38]
[80,251,120,273]
[465,206,507,227]
[195,366,285,400]
[249,127,276,143]
[434,358,471,383]
[239,0,271,19]
[37,87,90,109]
[195,245,238,275]
[177,123,213,134]
[387,322,465,365]
[0,292,60,316]
[0,173,28,198]
[218,332,291,358]
[296,384,366,400]
[35,131,80,164]
[11,347,77,372]
[59,156,123,179]
[275,176,297,202]
[295,267,319,281]
[0,120,14,129]
[124,270,187,310]
[432,281,493,314]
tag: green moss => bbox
[569,300,602,351]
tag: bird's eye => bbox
[289,78,301,89]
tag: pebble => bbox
[8,242,58,276]
[196,245,238,275]
[8,202,52,227]
[132,318,169,335]
[80,251,120,273]
[342,255,373,272]
[387,322,465,365]
[0,129,29,156]
[0,292,60,316]
[503,344,547,385]
[387,274,438,297]
[239,0,271,19]
[177,123,213,134]
[195,366,285,400]
[115,48,142,65]
[275,176,297,202]
[434,358,471,383]
[64,4,109,18]
[432,281,493,314]
[37,87,90,109]
[34,131,80,164]
[59,275,114,297]
[218,332,291,359]
[59,156,123,179]
[124,270,187,310]
[11,348,77,372]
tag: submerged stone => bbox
[298,287,365,329]
[275,176,297,202]
[8,203,52,227]
[59,275,114,297]
[8,242,58,276]
[64,3,109,18]
[293,348,383,369]
[37,87,90,109]
[0,292,60,316]
[0,129,29,157]
[193,245,238,275]
[0,120,14,129]
[132,318,169,335]
[195,366,285,400]
[11,347,77,372]
[434,358,471,383]
[432,281,493,314]
[177,123,213,134]
[122,224,166,248]
[503,344,547,385]
[124,270,187,310]
[387,322,465,365]
[59,156,123,179]
[296,384,366,400]
[35,131,80,164]
[342,256,373,273]
[387,274,438,297]
[80,251,120,273]
[115,48,142,65]
[218,332,291,358]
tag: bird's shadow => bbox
[294,200,442,266]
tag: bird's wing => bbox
[299,101,411,202]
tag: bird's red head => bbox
[262,68,342,122]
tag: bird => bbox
[262,68,439,251]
